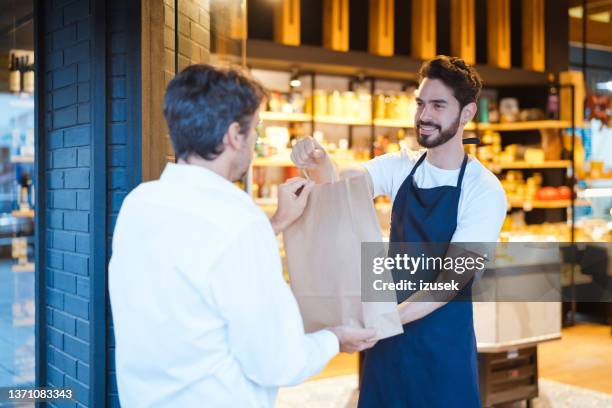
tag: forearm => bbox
[398,300,445,325]
[396,249,480,324]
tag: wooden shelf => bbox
[508,198,571,209]
[259,113,570,132]
[247,39,549,86]
[12,209,35,218]
[313,115,371,126]
[373,118,414,128]
[466,120,572,131]
[261,112,415,128]
[488,160,571,171]
[12,262,35,273]
[11,155,34,163]
[252,156,367,168]
[252,157,294,167]
[260,111,312,122]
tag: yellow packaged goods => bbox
[328,90,343,117]
[342,91,357,117]
[314,89,328,116]
[357,89,372,120]
[524,148,545,163]
[374,93,386,119]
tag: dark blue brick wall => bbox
[41,0,93,406]
[39,0,140,406]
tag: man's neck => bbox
[178,155,232,181]
[425,132,466,170]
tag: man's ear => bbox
[223,122,243,150]
[460,102,477,125]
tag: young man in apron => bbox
[291,56,507,407]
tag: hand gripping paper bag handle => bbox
[283,175,403,339]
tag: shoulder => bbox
[463,158,507,204]
[364,148,422,173]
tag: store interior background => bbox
[0,0,611,407]
[0,0,35,391]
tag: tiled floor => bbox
[276,375,612,408]
[0,259,35,388]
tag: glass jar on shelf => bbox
[328,90,343,117]
[385,93,398,120]
[288,91,305,114]
[374,92,386,119]
[342,91,358,119]
[356,88,372,121]
[313,89,328,117]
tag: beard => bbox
[416,114,461,148]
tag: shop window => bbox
[0,0,36,388]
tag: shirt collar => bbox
[160,162,253,204]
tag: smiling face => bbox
[414,78,463,148]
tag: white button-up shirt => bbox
[109,163,338,407]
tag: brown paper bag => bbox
[283,175,403,339]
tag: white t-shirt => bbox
[363,148,507,242]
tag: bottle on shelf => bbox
[546,73,559,120]
[23,58,35,94]
[9,53,21,93]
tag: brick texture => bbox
[40,0,140,407]
[42,1,93,406]
[163,0,211,161]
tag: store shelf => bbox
[247,39,549,86]
[260,113,570,131]
[466,120,572,132]
[12,262,35,273]
[260,111,312,122]
[252,157,295,167]
[313,115,371,126]
[508,198,572,209]
[252,156,367,168]
[12,209,35,218]
[10,155,34,163]
[373,118,415,128]
[261,112,414,128]
[488,160,571,171]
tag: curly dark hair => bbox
[418,56,482,108]
[163,64,268,161]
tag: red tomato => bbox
[536,187,561,200]
[557,186,572,199]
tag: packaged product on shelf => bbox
[541,129,562,160]
[478,97,489,123]
[488,100,500,123]
[384,93,398,120]
[265,126,290,155]
[524,147,545,163]
[268,91,283,113]
[313,89,328,116]
[328,90,343,117]
[395,92,414,121]
[340,91,353,117]
[356,88,372,120]
[288,92,305,113]
[374,92,386,119]
[499,98,520,123]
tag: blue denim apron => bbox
[358,152,481,408]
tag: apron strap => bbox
[408,151,428,178]
[456,153,469,188]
